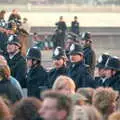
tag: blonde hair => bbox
[0,55,11,79]
[93,87,118,114]
[73,105,102,120]
[108,112,120,120]
[52,75,76,92]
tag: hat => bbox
[81,32,92,41]
[69,43,83,56]
[7,35,21,48]
[26,47,41,61]
[105,56,120,71]
[96,53,110,68]
[52,47,66,60]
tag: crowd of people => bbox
[0,9,120,120]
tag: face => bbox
[104,69,113,78]
[7,44,19,54]
[53,58,64,69]
[26,59,33,68]
[0,55,7,65]
[97,68,105,77]
[80,40,86,47]
[59,83,75,95]
[70,54,83,63]
[39,98,60,120]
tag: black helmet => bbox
[52,47,66,60]
[81,32,92,41]
[7,35,21,48]
[96,53,110,68]
[26,47,41,61]
[105,56,120,71]
[69,43,83,56]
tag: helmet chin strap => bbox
[31,59,40,68]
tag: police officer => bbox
[103,56,120,92]
[67,43,95,89]
[80,32,96,77]
[95,53,110,88]
[6,35,27,88]
[48,47,68,88]
[26,47,48,98]
[54,16,67,48]
[71,16,80,35]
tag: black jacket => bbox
[6,52,27,88]
[48,66,68,88]
[27,65,48,98]
[83,46,96,76]
[67,61,95,89]
[71,21,79,35]
[104,74,120,92]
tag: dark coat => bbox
[95,76,106,88]
[27,65,48,98]
[56,21,67,33]
[67,61,95,89]
[0,32,8,55]
[0,79,22,103]
[103,74,120,92]
[95,73,120,92]
[83,46,96,77]
[53,21,67,48]
[6,52,27,88]
[48,66,68,88]
[71,21,79,35]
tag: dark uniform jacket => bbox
[0,19,8,55]
[0,78,22,103]
[103,74,120,92]
[48,66,68,88]
[27,65,48,98]
[56,21,67,34]
[67,61,95,89]
[6,52,27,88]
[71,21,79,35]
[95,73,120,92]
[53,21,67,48]
[95,76,107,88]
[83,46,96,77]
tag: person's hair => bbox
[41,90,72,116]
[73,105,102,120]
[0,97,12,120]
[52,75,76,92]
[92,87,118,115]
[108,112,120,120]
[0,64,11,79]
[77,87,95,104]
[0,10,6,19]
[12,97,41,120]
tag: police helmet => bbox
[81,32,92,41]
[69,43,83,56]
[96,53,110,68]
[7,35,21,48]
[26,47,41,61]
[105,56,120,71]
[52,47,66,60]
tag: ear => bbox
[57,110,67,120]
